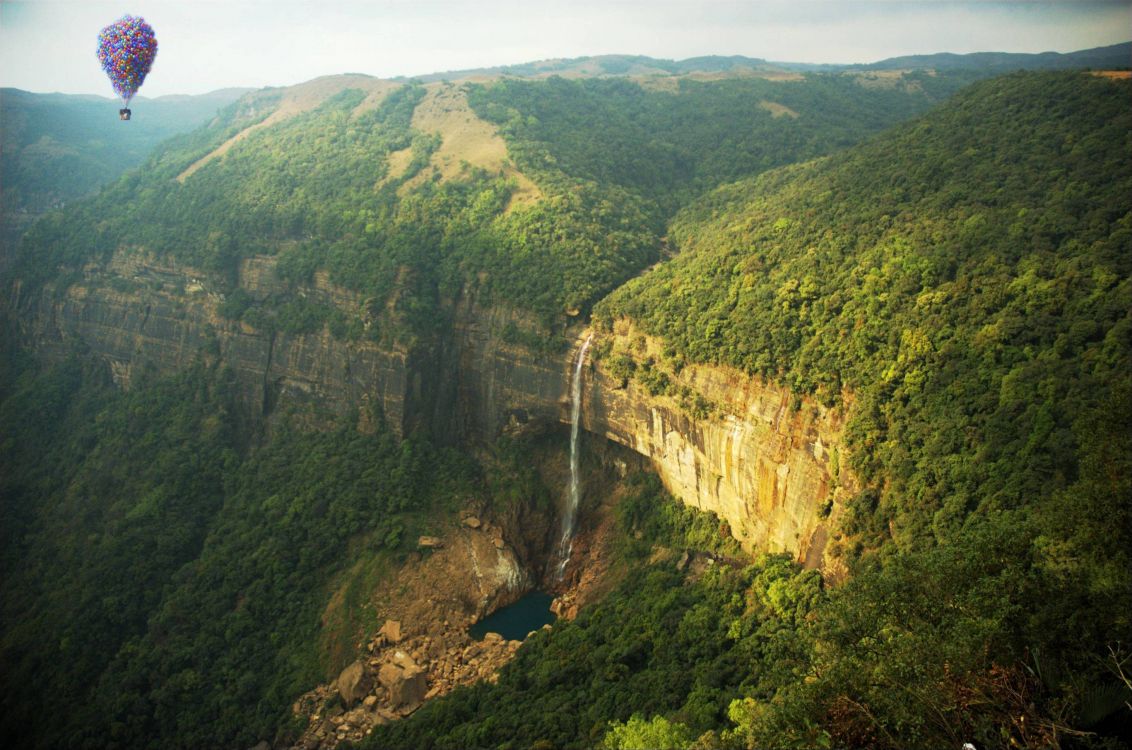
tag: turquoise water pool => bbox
[469,591,557,641]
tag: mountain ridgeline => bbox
[405,42,1132,81]
[1,64,1130,749]
[12,70,964,327]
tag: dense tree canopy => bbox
[0,353,480,748]
[13,72,965,327]
[595,71,1132,745]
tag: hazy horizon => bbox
[2,1,1130,99]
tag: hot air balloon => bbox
[96,15,157,121]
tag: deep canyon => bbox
[10,247,852,572]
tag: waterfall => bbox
[555,333,593,580]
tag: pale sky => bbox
[1,0,1129,98]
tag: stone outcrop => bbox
[286,514,541,748]
[449,303,856,563]
[6,250,857,565]
[582,322,857,562]
[8,252,421,435]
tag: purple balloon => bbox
[96,15,158,105]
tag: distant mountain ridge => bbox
[863,41,1131,71]
[399,42,1130,81]
[397,53,777,82]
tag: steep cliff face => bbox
[11,251,421,433]
[581,325,856,565]
[447,308,855,564]
[7,253,854,565]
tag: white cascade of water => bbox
[554,333,593,580]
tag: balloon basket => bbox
[119,108,131,121]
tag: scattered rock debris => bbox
[288,619,523,749]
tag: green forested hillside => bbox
[354,71,1132,750]
[0,351,478,748]
[592,71,1132,745]
[13,72,962,327]
[406,42,1132,82]
[0,87,247,249]
[600,71,1131,548]
[2,69,977,749]
[863,41,1132,72]
[467,74,963,212]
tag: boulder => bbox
[378,661,428,711]
[378,619,402,644]
[336,661,370,707]
[389,667,427,710]
[417,535,444,549]
[462,515,481,529]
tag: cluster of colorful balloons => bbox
[96,15,158,106]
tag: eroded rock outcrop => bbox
[7,250,856,566]
[582,322,857,564]
[10,251,419,435]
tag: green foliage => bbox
[217,286,253,319]
[0,355,480,749]
[615,472,742,559]
[600,71,1132,747]
[601,72,1131,542]
[729,495,1132,748]
[0,358,238,746]
[14,72,962,332]
[0,87,246,240]
[468,74,964,216]
[499,320,568,355]
[5,69,1129,749]
[602,714,695,750]
[460,72,966,321]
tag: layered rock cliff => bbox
[6,250,854,566]
[581,323,856,566]
[10,251,421,432]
